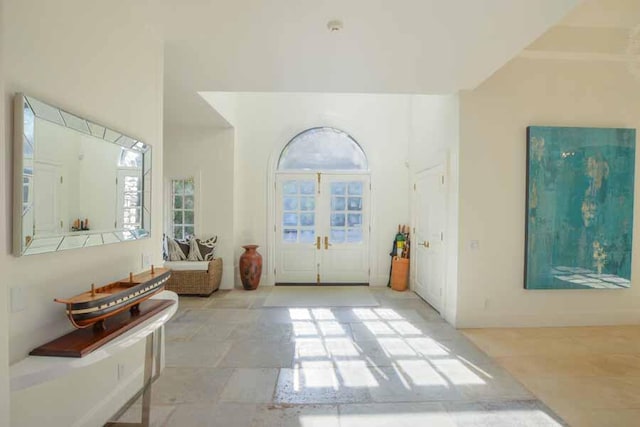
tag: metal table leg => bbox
[105,331,155,427]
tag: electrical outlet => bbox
[141,253,151,270]
[469,240,480,251]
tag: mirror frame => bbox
[13,93,152,256]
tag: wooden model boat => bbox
[54,266,171,331]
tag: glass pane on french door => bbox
[330,180,364,244]
[281,179,316,244]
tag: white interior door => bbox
[34,162,61,236]
[413,165,446,312]
[275,173,370,284]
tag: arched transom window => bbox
[277,127,368,171]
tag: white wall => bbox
[231,93,412,287]
[457,56,640,327]
[409,95,460,324]
[164,125,235,288]
[3,1,163,425]
[12,343,147,427]
[199,92,237,128]
[0,0,10,423]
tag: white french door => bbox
[275,173,370,284]
[413,165,446,312]
[320,174,370,283]
[275,174,318,283]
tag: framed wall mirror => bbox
[13,93,152,256]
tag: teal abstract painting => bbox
[525,126,636,290]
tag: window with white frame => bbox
[170,178,195,239]
[277,127,368,171]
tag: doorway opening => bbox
[274,127,371,285]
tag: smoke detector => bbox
[327,20,343,32]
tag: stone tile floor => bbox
[117,287,565,426]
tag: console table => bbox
[10,290,179,426]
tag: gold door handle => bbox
[324,236,332,250]
[420,241,430,248]
[316,236,321,250]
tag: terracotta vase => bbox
[239,245,262,290]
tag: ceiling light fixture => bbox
[327,20,343,32]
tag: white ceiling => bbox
[159,0,583,127]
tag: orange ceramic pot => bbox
[239,245,262,290]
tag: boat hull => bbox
[57,269,171,328]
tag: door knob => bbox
[324,236,332,250]
[420,241,430,248]
[316,236,321,250]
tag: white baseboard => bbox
[456,309,640,329]
[220,268,235,290]
[225,270,273,289]
[370,275,389,287]
[443,307,457,327]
